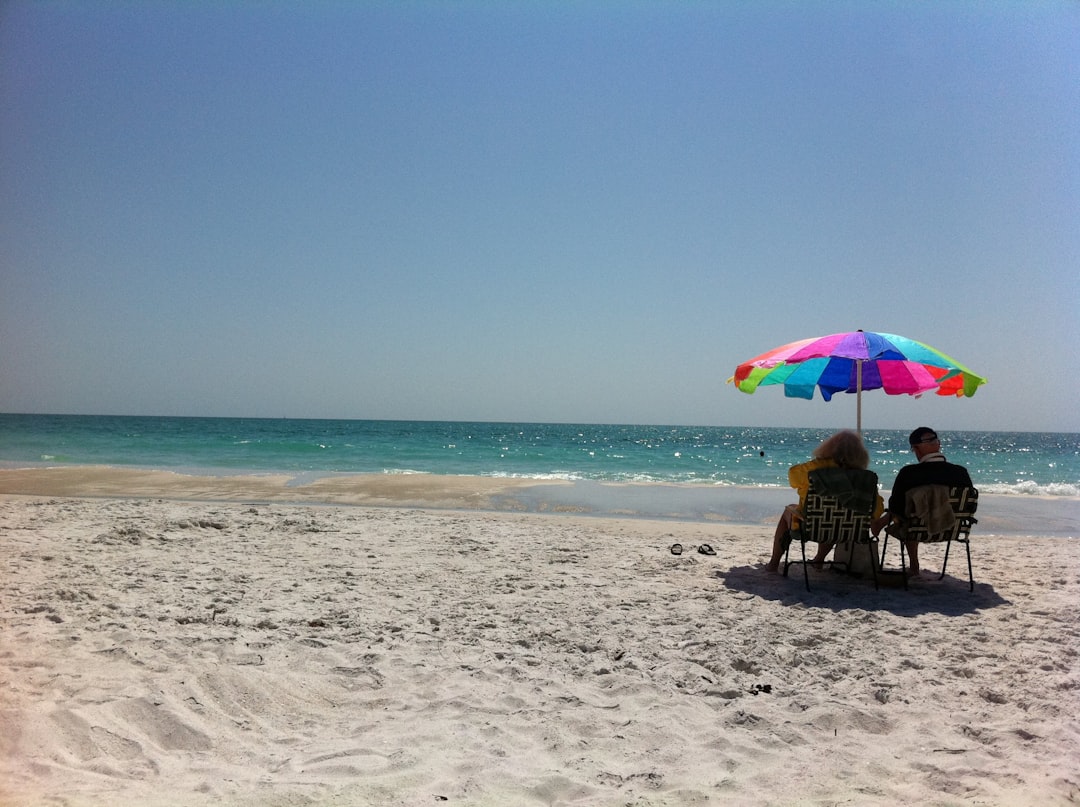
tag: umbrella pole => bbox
[856,360,863,436]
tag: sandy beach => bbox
[1,470,1078,806]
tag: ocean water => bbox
[1,414,1077,497]
[3,414,1078,535]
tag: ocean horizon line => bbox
[3,411,1078,436]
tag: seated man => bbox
[871,427,973,577]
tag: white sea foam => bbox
[484,471,583,481]
[978,480,1080,497]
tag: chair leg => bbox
[899,542,908,590]
[964,539,974,592]
[935,538,974,592]
[868,538,879,590]
[781,536,812,591]
[940,539,952,581]
[879,534,890,571]
[799,540,810,591]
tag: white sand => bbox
[1,475,1078,806]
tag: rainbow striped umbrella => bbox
[729,331,985,433]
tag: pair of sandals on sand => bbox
[669,543,716,556]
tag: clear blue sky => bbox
[2,1,1077,431]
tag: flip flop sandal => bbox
[697,544,716,556]
[670,543,684,555]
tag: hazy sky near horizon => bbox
[2,2,1078,432]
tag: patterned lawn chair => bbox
[880,485,979,591]
[783,467,879,591]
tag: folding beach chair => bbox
[782,468,879,591]
[880,485,979,591]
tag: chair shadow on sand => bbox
[715,564,1010,618]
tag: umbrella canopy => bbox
[729,331,985,433]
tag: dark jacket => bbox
[887,455,972,515]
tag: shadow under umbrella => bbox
[715,564,1010,616]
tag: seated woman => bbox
[765,430,884,573]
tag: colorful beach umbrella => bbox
[728,331,986,433]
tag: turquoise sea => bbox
[2,414,1078,534]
